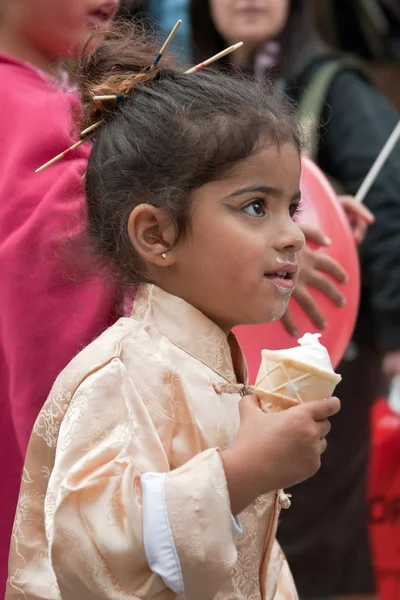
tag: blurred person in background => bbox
[314,0,400,113]
[190,1,400,599]
[0,0,119,593]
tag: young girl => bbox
[0,0,118,592]
[6,25,340,600]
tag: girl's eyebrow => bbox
[227,185,301,201]
[229,185,277,197]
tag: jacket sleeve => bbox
[48,358,237,600]
[319,70,400,350]
[3,155,117,451]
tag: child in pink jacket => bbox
[0,0,119,592]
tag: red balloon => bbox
[235,156,360,383]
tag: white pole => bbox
[355,120,400,203]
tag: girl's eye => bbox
[242,199,265,217]
[290,200,302,219]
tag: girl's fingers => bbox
[302,397,341,420]
[320,438,328,453]
[239,394,261,418]
[317,418,332,439]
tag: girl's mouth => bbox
[264,265,298,291]
[264,274,294,290]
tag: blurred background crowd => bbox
[123,0,400,108]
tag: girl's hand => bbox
[221,394,341,514]
[339,195,375,245]
[281,223,347,336]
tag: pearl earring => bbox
[161,253,167,259]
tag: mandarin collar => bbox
[131,284,248,385]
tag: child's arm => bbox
[47,357,237,600]
[3,156,117,452]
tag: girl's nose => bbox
[274,218,305,254]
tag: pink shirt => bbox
[0,54,116,593]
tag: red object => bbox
[235,156,360,383]
[369,398,400,599]
[0,55,116,595]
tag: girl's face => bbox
[10,0,119,59]
[169,142,305,332]
[209,0,289,47]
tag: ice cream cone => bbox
[255,389,301,413]
[255,333,342,412]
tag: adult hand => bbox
[338,195,375,245]
[281,223,348,337]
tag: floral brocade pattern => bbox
[7,284,297,600]
[234,511,260,600]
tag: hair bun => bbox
[83,70,158,130]
[77,21,177,132]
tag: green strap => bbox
[297,58,367,162]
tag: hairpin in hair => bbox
[92,93,128,101]
[150,19,182,71]
[35,120,103,173]
[35,22,183,174]
[35,24,243,174]
[185,42,244,74]
[35,138,86,174]
[80,121,104,136]
[89,20,182,104]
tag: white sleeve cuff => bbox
[141,472,242,593]
[231,514,243,537]
[141,472,184,594]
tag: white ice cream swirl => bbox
[274,333,336,374]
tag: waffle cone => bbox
[255,349,341,411]
[255,389,301,413]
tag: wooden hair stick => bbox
[185,42,244,74]
[80,120,104,137]
[35,139,87,174]
[150,19,182,71]
[36,34,243,173]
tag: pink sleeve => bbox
[0,62,116,594]
[1,158,117,452]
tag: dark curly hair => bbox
[77,21,302,287]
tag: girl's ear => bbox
[127,204,178,266]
